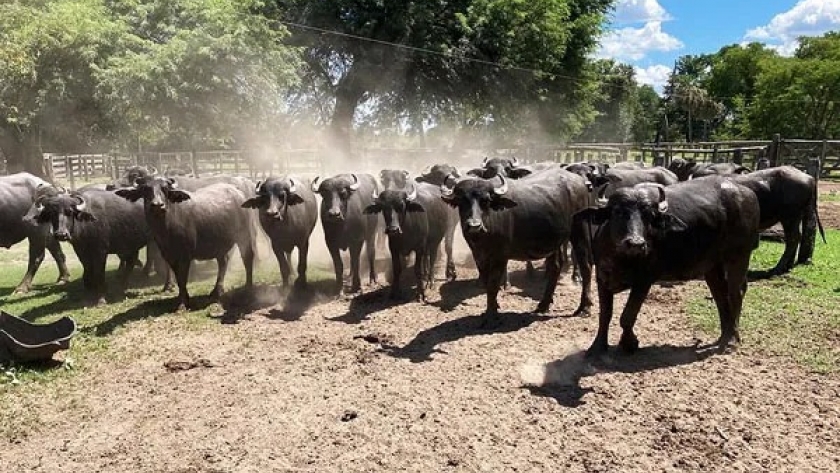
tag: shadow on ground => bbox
[383,312,551,363]
[524,343,719,408]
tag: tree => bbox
[630,84,661,143]
[269,0,615,152]
[577,59,636,142]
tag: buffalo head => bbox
[415,164,460,186]
[667,158,696,182]
[32,189,97,242]
[576,184,687,257]
[380,169,410,191]
[467,156,532,179]
[441,175,516,234]
[363,184,424,235]
[311,173,361,222]
[114,175,191,212]
[241,176,304,221]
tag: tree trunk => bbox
[329,85,365,162]
[0,127,45,177]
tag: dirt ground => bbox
[3,261,840,473]
[3,183,840,472]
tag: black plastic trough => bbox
[0,311,76,363]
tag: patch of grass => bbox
[820,191,840,202]
[687,229,840,373]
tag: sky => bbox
[597,0,840,92]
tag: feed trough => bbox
[0,311,76,363]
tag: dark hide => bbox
[312,173,379,294]
[731,166,825,275]
[668,158,750,181]
[466,157,534,179]
[115,177,256,312]
[572,178,760,356]
[242,176,318,287]
[380,169,411,191]
[364,183,454,300]
[442,169,591,321]
[0,173,70,292]
[415,164,462,280]
[595,167,679,201]
[33,189,150,305]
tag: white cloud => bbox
[635,64,671,93]
[744,0,840,55]
[597,21,683,62]
[612,0,670,24]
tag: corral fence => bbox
[18,135,840,188]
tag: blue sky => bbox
[597,0,840,91]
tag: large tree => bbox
[270,0,615,151]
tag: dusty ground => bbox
[3,259,839,473]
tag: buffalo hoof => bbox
[176,303,189,313]
[56,276,70,286]
[12,285,31,295]
[572,304,592,317]
[618,333,639,353]
[716,332,741,353]
[585,340,609,359]
[209,288,223,301]
[162,284,175,293]
[446,266,457,282]
[534,301,551,314]
[293,279,308,290]
[349,284,362,294]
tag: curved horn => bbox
[372,189,379,200]
[288,177,297,193]
[311,176,321,192]
[493,175,508,196]
[440,173,457,196]
[482,156,489,166]
[402,170,410,180]
[511,156,520,167]
[255,180,263,193]
[147,165,158,175]
[406,183,418,202]
[74,194,87,212]
[57,186,68,194]
[657,186,668,213]
[349,174,360,191]
[167,177,179,189]
[421,164,432,175]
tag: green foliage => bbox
[688,230,840,373]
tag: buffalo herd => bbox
[0,155,824,357]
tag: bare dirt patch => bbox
[2,265,839,472]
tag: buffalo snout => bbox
[266,208,283,221]
[54,230,71,242]
[619,235,647,255]
[386,225,402,235]
[326,208,344,220]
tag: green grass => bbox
[687,229,840,373]
[819,190,840,202]
[0,244,334,390]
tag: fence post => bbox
[807,157,821,181]
[190,150,199,177]
[770,133,781,167]
[712,144,719,163]
[757,157,770,170]
[733,148,743,165]
[68,156,76,190]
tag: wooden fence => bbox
[19,136,840,188]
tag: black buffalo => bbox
[595,167,679,201]
[415,164,461,186]
[312,173,379,294]
[380,169,411,191]
[116,177,256,312]
[467,156,534,179]
[415,164,463,280]
[33,188,150,305]
[1,173,70,292]
[364,182,453,300]
[242,176,318,287]
[573,178,760,356]
[442,169,590,322]
[669,158,750,181]
[730,166,825,275]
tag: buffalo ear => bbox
[363,204,382,214]
[576,207,609,225]
[105,183,117,191]
[414,175,427,183]
[490,197,517,211]
[115,188,143,202]
[241,197,263,209]
[406,201,425,213]
[508,167,532,179]
[76,211,97,222]
[656,213,688,234]
[167,190,191,203]
[466,168,484,177]
[440,194,458,208]
[287,193,305,206]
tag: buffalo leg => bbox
[444,225,457,281]
[586,279,614,357]
[771,219,800,275]
[571,219,594,317]
[84,253,108,307]
[349,242,363,293]
[210,253,230,301]
[704,264,732,346]
[798,206,818,264]
[47,236,71,285]
[617,284,652,353]
[481,259,507,326]
[426,243,439,290]
[172,259,191,312]
[15,237,49,294]
[414,247,426,302]
[239,240,255,288]
[525,261,536,279]
[295,241,310,288]
[274,242,292,287]
[723,255,750,348]
[389,240,402,299]
[119,251,139,297]
[365,233,377,285]
[535,252,561,313]
[328,245,344,295]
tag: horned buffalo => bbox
[116,177,256,312]
[415,164,463,280]
[669,158,750,181]
[33,188,150,305]
[467,157,534,179]
[242,176,318,287]
[364,182,453,300]
[572,178,760,356]
[1,173,70,292]
[441,170,590,322]
[312,173,379,294]
[380,169,411,191]
[595,167,679,201]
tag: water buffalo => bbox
[0,173,71,292]
[312,173,379,294]
[32,188,150,305]
[380,169,411,191]
[668,158,750,181]
[466,157,534,179]
[364,182,453,300]
[242,176,318,287]
[442,169,590,323]
[595,167,679,201]
[572,178,760,356]
[415,164,461,186]
[415,164,463,281]
[116,177,256,312]
[730,166,825,275]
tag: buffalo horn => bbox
[311,176,321,192]
[482,156,489,166]
[349,174,360,191]
[657,186,668,213]
[493,175,508,196]
[148,165,158,175]
[372,189,379,200]
[511,156,520,167]
[421,164,432,175]
[255,180,263,193]
[74,195,87,212]
[288,177,297,193]
[406,183,418,202]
